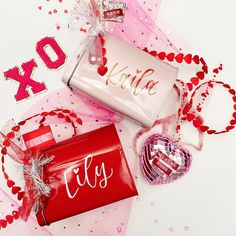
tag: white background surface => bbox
[0,0,236,235]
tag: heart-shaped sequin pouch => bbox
[141,133,192,185]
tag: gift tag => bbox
[22,126,56,152]
[103,1,126,23]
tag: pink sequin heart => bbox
[141,134,192,185]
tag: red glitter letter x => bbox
[4,60,46,101]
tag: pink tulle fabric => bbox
[0,88,136,236]
[70,0,178,52]
[0,1,179,235]
[108,0,178,52]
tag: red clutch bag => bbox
[35,124,138,226]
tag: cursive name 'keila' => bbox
[64,155,113,199]
[105,63,159,96]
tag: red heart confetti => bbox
[187,113,195,121]
[166,53,175,62]
[193,55,200,64]
[207,130,216,134]
[57,113,65,118]
[184,54,192,64]
[202,65,208,73]
[7,132,15,139]
[76,118,83,125]
[99,36,105,46]
[200,126,209,132]
[12,211,19,220]
[193,116,203,128]
[69,113,77,118]
[102,48,106,56]
[229,89,235,95]
[65,116,72,122]
[213,68,219,74]
[17,192,25,201]
[157,52,166,60]
[7,180,15,188]
[233,112,236,119]
[12,126,20,132]
[103,57,107,66]
[18,120,26,126]
[0,220,7,228]
[196,71,205,80]
[191,77,199,86]
[226,126,234,131]
[231,120,236,125]
[187,83,193,91]
[6,215,13,224]
[11,186,21,195]
[149,51,157,57]
[3,139,10,147]
[175,53,184,63]
[98,66,108,76]
[1,147,7,155]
